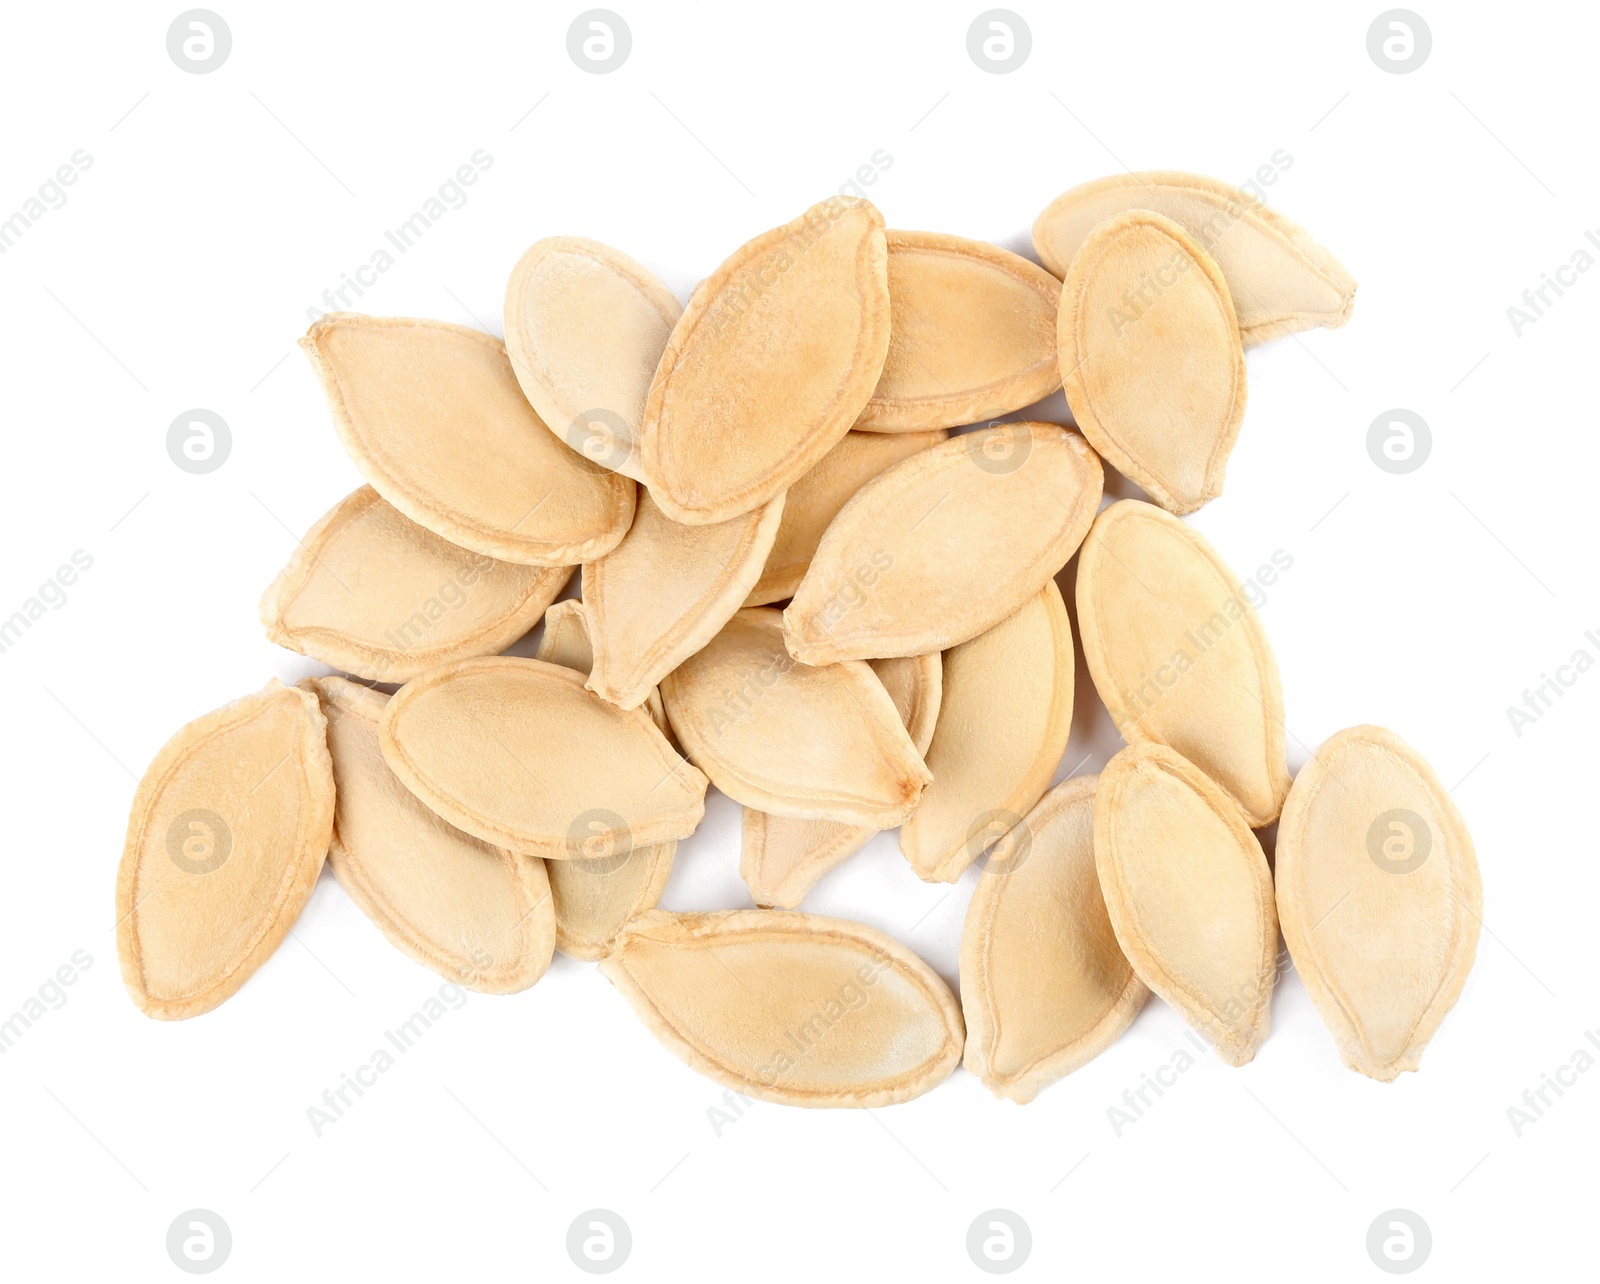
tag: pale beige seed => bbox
[302,314,635,565]
[639,197,891,525]
[503,237,682,482]
[741,652,942,908]
[660,609,931,827]
[307,677,556,991]
[857,230,1062,431]
[1076,499,1290,826]
[260,486,571,682]
[1094,743,1277,1066]
[1058,211,1246,515]
[380,656,707,858]
[585,489,785,710]
[783,423,1101,665]
[961,776,1148,1102]
[745,429,947,607]
[901,582,1074,883]
[1276,726,1481,1081]
[527,599,677,960]
[1033,170,1357,345]
[116,681,334,1020]
[598,910,964,1107]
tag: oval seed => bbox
[783,423,1101,665]
[1276,725,1481,1081]
[745,429,946,607]
[380,656,707,858]
[741,652,942,909]
[901,582,1074,883]
[1033,170,1357,345]
[1057,211,1246,515]
[1094,743,1277,1066]
[308,677,556,991]
[503,237,682,482]
[584,488,785,710]
[660,609,931,827]
[1075,499,1290,826]
[260,486,572,682]
[598,910,964,1107]
[639,197,891,525]
[961,776,1147,1102]
[857,230,1061,431]
[116,681,335,1020]
[302,314,635,564]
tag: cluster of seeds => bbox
[116,171,1480,1106]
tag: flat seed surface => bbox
[1076,499,1290,826]
[1033,170,1357,345]
[783,423,1101,664]
[660,609,931,827]
[116,681,334,1020]
[857,230,1061,430]
[302,314,635,564]
[639,197,891,525]
[260,486,571,682]
[503,236,682,482]
[960,775,1147,1102]
[309,677,555,991]
[1058,211,1246,515]
[1094,744,1277,1066]
[598,910,964,1107]
[1275,725,1481,1081]
[380,656,707,858]
[901,582,1075,883]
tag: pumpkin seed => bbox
[961,775,1148,1102]
[584,488,785,710]
[1033,171,1356,345]
[307,676,556,991]
[1076,499,1290,826]
[597,909,964,1107]
[1094,743,1277,1066]
[116,680,335,1020]
[857,230,1061,430]
[744,429,946,607]
[741,652,942,908]
[260,486,571,682]
[380,656,707,858]
[901,582,1075,883]
[1057,211,1246,515]
[302,313,635,564]
[783,423,1101,665]
[639,197,891,525]
[535,597,673,745]
[659,608,931,827]
[503,237,681,482]
[1275,725,1481,1081]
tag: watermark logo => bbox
[966,1209,1032,1274]
[567,808,633,873]
[1366,809,1431,875]
[166,1209,232,1274]
[568,11,631,73]
[1365,1208,1431,1273]
[1366,11,1431,74]
[966,809,1032,875]
[967,11,1031,74]
[567,409,636,473]
[167,11,231,74]
[167,809,232,875]
[1366,409,1430,474]
[567,1209,632,1274]
[966,423,1033,476]
[167,409,231,474]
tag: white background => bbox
[1,1,1593,1278]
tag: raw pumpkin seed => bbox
[597,909,964,1107]
[1033,170,1357,345]
[1094,743,1277,1066]
[1075,499,1291,826]
[260,486,572,682]
[639,197,891,525]
[783,422,1101,665]
[302,314,635,564]
[116,680,334,1020]
[1275,725,1481,1081]
[1057,211,1246,515]
[856,230,1062,431]
[659,608,931,827]
[961,775,1148,1102]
